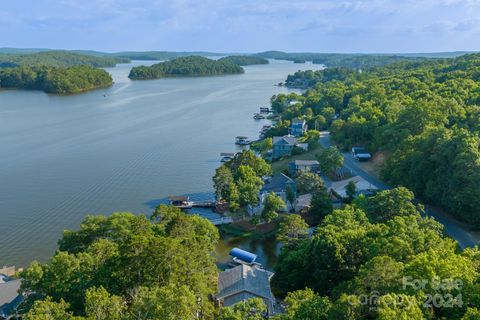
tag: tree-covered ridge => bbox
[254,51,428,69]
[0,65,113,94]
[269,53,480,226]
[0,50,128,68]
[128,56,244,80]
[109,51,223,61]
[285,68,356,88]
[218,55,269,66]
[20,207,220,319]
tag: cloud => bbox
[1,0,480,52]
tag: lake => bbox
[0,59,323,267]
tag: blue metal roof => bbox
[230,248,257,264]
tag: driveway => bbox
[319,131,479,249]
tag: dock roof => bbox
[230,248,257,264]
[168,196,189,201]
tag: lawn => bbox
[271,143,322,174]
[218,214,287,239]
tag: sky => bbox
[1,0,480,53]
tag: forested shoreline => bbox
[0,51,128,68]
[218,55,269,66]
[254,51,430,69]
[271,53,480,226]
[8,51,480,320]
[0,65,113,94]
[128,56,244,80]
[272,187,480,319]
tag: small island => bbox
[0,65,113,94]
[128,56,244,80]
[218,55,269,66]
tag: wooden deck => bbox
[191,200,216,208]
[212,217,234,225]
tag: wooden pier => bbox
[211,217,233,225]
[191,200,216,208]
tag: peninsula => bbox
[0,65,113,94]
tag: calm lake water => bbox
[0,60,323,267]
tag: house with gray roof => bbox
[248,173,297,215]
[216,264,276,315]
[272,135,298,159]
[288,159,320,175]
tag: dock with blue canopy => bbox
[229,248,258,265]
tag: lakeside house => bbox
[272,135,298,159]
[290,118,307,137]
[249,173,297,215]
[329,175,378,198]
[288,160,320,175]
[215,264,276,316]
[0,273,22,319]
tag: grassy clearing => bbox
[357,151,386,180]
[271,143,322,174]
[218,223,255,238]
[218,214,286,239]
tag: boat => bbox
[168,196,193,209]
[220,152,235,162]
[253,113,266,120]
[235,136,251,145]
[259,107,271,113]
[260,125,272,133]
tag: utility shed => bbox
[216,264,275,315]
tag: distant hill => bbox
[0,51,128,68]
[254,51,428,69]
[0,48,477,69]
[218,55,268,66]
[128,56,244,80]
[390,51,476,58]
[110,51,224,61]
[0,47,53,54]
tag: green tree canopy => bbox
[261,192,286,223]
[20,208,219,318]
[317,146,344,174]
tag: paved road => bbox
[319,131,479,249]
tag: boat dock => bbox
[220,152,236,162]
[212,217,234,225]
[168,196,217,209]
[191,200,216,208]
[235,136,251,145]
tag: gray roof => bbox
[295,194,312,211]
[273,135,297,146]
[261,173,296,193]
[217,264,274,302]
[293,160,319,166]
[291,118,305,124]
[0,279,21,308]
